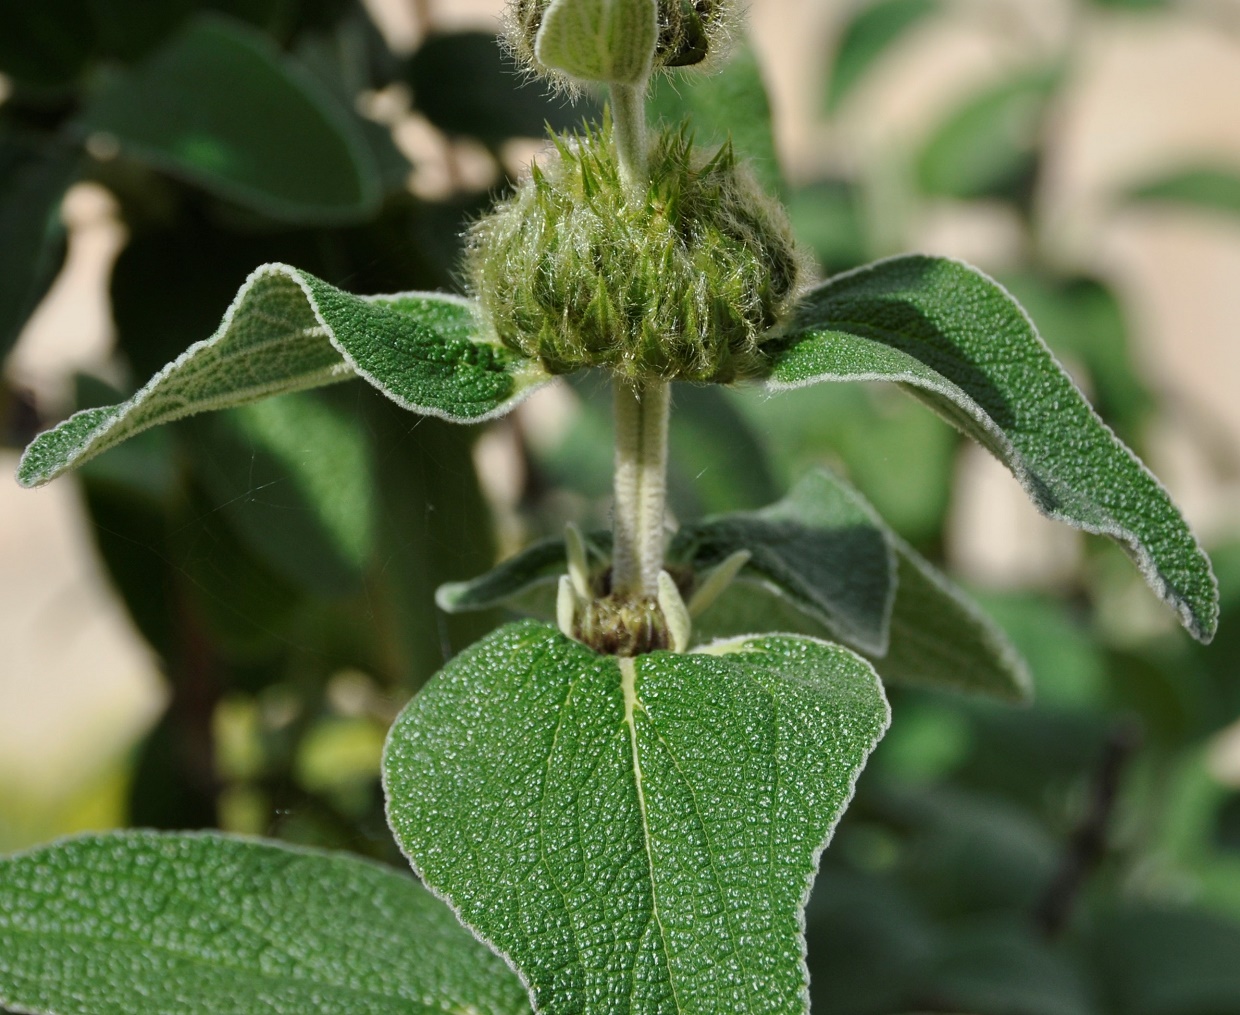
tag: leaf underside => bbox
[383,620,890,1015]
[438,468,1031,702]
[17,263,545,488]
[536,0,658,85]
[767,254,1218,643]
[0,831,530,1015]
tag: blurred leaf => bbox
[0,832,531,1014]
[1123,166,1240,218]
[409,30,596,146]
[1090,0,1169,9]
[826,0,939,113]
[18,263,544,488]
[1001,272,1152,437]
[190,391,375,595]
[733,382,957,545]
[1091,907,1240,1015]
[806,867,938,1015]
[648,41,783,194]
[769,255,1219,644]
[0,132,78,361]
[787,179,870,276]
[79,14,382,222]
[918,917,1094,1015]
[916,68,1058,204]
[0,0,95,85]
[667,381,779,516]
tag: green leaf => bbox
[0,132,78,360]
[17,263,545,488]
[647,42,783,195]
[0,830,530,1014]
[439,467,1029,701]
[767,254,1218,643]
[675,467,897,655]
[786,179,869,276]
[0,0,95,85]
[408,31,598,146]
[916,68,1057,203]
[78,14,381,223]
[384,620,889,1015]
[826,0,939,113]
[1122,166,1240,218]
[535,0,658,85]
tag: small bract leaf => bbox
[0,831,530,1015]
[674,467,898,656]
[767,254,1218,643]
[78,14,381,223]
[17,263,545,488]
[535,0,659,85]
[384,620,889,1015]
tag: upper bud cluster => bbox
[466,122,807,384]
[507,0,735,86]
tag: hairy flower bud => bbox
[507,0,735,85]
[466,123,808,384]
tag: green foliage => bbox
[17,264,545,487]
[768,255,1217,643]
[1123,166,1240,218]
[384,620,889,1014]
[826,0,939,113]
[79,16,383,223]
[0,831,529,1014]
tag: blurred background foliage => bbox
[2,0,1240,1012]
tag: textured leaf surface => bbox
[535,0,658,85]
[17,263,544,487]
[439,468,1028,701]
[0,831,530,1015]
[675,468,896,655]
[384,620,889,1015]
[826,0,939,113]
[78,15,380,222]
[767,255,1218,642]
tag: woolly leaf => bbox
[384,620,889,1015]
[766,254,1218,643]
[17,263,545,488]
[535,0,658,85]
[0,831,530,1014]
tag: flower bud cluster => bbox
[507,0,736,84]
[466,122,807,383]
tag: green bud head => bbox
[466,123,807,383]
[507,0,735,83]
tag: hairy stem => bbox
[612,378,670,599]
[610,82,649,195]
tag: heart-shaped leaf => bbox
[384,620,889,1015]
[17,263,546,488]
[0,831,530,1014]
[766,254,1218,643]
[535,0,658,85]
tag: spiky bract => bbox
[467,123,806,383]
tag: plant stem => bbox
[612,378,670,599]
[610,82,649,195]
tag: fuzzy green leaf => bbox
[0,831,530,1015]
[535,0,658,85]
[384,620,889,1015]
[17,263,545,488]
[79,15,381,223]
[767,255,1218,643]
[675,467,897,655]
